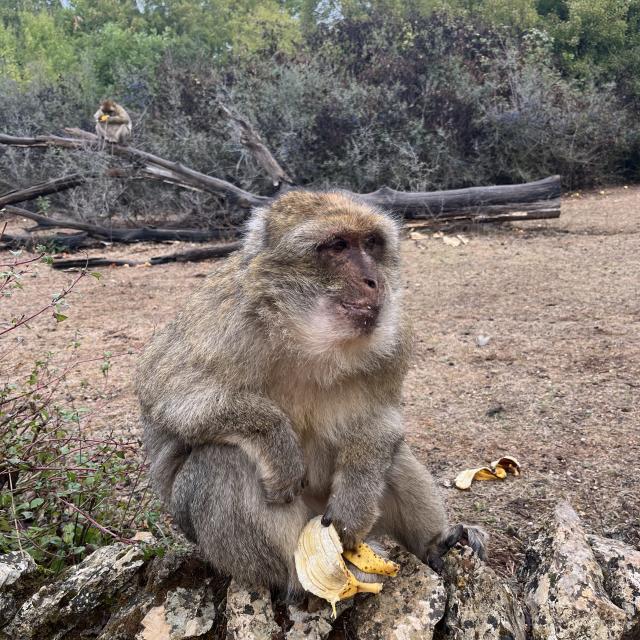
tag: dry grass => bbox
[2,186,639,584]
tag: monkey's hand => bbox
[258,431,307,505]
[321,468,384,550]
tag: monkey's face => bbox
[314,230,385,335]
[245,192,402,357]
[101,100,116,115]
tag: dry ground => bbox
[2,186,639,580]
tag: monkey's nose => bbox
[363,278,377,289]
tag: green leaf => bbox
[54,313,68,323]
[90,272,102,280]
[30,498,45,509]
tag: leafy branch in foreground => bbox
[0,247,160,572]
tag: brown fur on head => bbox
[243,190,403,360]
[100,99,117,114]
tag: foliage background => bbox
[0,0,639,223]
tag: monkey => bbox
[94,99,131,144]
[136,190,486,597]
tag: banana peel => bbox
[454,454,521,490]
[295,516,396,617]
[343,542,399,577]
[99,114,109,121]
[491,455,521,476]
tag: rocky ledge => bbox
[0,502,638,640]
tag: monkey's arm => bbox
[322,408,403,548]
[140,379,306,504]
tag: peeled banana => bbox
[295,516,396,616]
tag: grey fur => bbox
[136,191,484,596]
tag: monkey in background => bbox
[136,191,485,597]
[94,99,131,144]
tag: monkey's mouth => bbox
[339,301,380,333]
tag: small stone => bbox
[225,580,279,640]
[351,548,445,639]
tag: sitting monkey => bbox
[136,191,485,596]
[94,99,131,144]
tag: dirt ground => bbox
[2,186,639,580]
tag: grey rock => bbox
[523,501,627,640]
[165,585,216,638]
[0,552,38,627]
[2,543,145,640]
[352,548,446,640]
[225,580,279,640]
[99,593,157,640]
[441,546,526,640]
[286,598,351,640]
[588,534,640,637]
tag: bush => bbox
[0,249,158,572]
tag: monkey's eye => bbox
[364,234,384,251]
[319,238,349,253]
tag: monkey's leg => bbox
[371,442,486,569]
[170,444,311,597]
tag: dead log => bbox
[51,242,241,270]
[0,174,88,208]
[0,133,269,209]
[0,132,561,224]
[358,176,561,219]
[3,205,238,243]
[0,231,99,251]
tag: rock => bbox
[2,543,146,640]
[286,603,334,640]
[0,552,38,627]
[136,584,216,639]
[98,593,157,640]
[351,548,446,639]
[164,585,217,638]
[588,534,640,638]
[523,501,627,640]
[286,598,351,640]
[440,545,526,640]
[225,580,280,640]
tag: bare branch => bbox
[0,133,269,209]
[218,104,294,187]
[3,205,238,243]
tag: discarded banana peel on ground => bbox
[295,516,399,616]
[454,455,521,490]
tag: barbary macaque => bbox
[94,99,131,144]
[136,190,485,596]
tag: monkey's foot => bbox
[427,523,488,573]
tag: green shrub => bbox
[0,250,159,572]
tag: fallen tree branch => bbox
[0,134,561,222]
[51,242,242,270]
[0,174,89,208]
[0,230,98,251]
[0,133,269,209]
[3,205,238,243]
[218,104,294,187]
[358,176,561,218]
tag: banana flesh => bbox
[294,516,387,617]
